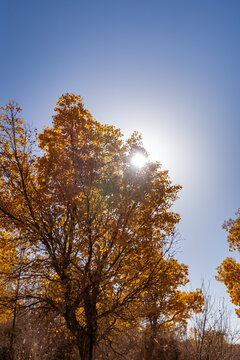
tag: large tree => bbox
[0,94,202,360]
[217,209,240,317]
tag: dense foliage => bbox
[0,94,203,359]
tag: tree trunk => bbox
[65,304,97,360]
[77,331,96,360]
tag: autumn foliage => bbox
[0,94,203,360]
[217,209,240,317]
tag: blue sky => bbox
[1,0,240,320]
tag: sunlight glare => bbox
[131,153,147,168]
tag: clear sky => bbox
[1,0,240,322]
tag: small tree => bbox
[0,95,203,360]
[186,282,239,360]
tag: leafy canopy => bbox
[0,94,203,358]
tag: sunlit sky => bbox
[1,0,240,322]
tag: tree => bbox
[139,255,203,360]
[0,94,203,360]
[185,281,239,360]
[217,209,240,318]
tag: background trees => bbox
[0,95,203,360]
[183,282,240,360]
[217,210,240,317]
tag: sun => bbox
[131,152,148,168]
